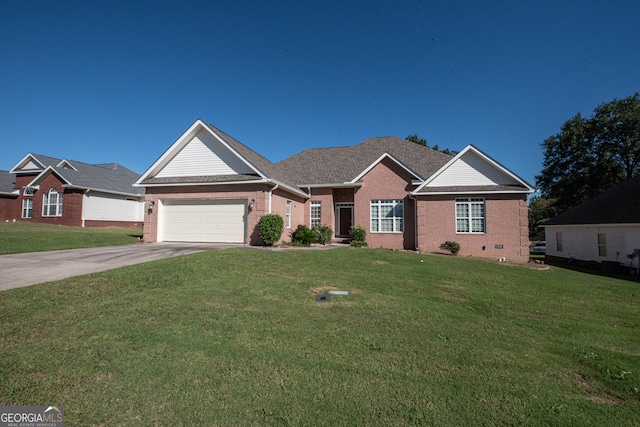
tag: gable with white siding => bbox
[154,128,255,178]
[413,145,533,192]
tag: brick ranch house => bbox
[0,154,144,227]
[137,119,535,262]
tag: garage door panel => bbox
[161,199,246,243]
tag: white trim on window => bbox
[597,233,606,257]
[22,198,33,218]
[42,187,63,217]
[286,200,291,229]
[370,199,403,233]
[456,198,485,233]
[310,201,321,227]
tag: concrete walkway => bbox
[0,243,241,291]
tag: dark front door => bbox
[336,204,353,237]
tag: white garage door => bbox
[161,199,246,243]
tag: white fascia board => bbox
[412,188,535,196]
[299,182,365,188]
[136,120,266,185]
[56,159,78,171]
[63,186,144,198]
[26,166,71,187]
[414,145,535,193]
[350,152,422,183]
[138,177,308,198]
[0,190,19,197]
[140,178,271,188]
[9,153,45,173]
[136,120,206,185]
[542,223,640,228]
[269,180,309,198]
[200,121,266,179]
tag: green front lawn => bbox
[0,222,142,254]
[1,248,638,425]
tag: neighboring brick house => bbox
[1,154,145,227]
[137,119,535,262]
[0,170,19,219]
[543,175,640,269]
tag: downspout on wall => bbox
[268,183,279,214]
[81,190,89,227]
[409,193,418,251]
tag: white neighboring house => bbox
[543,175,640,271]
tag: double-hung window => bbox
[310,201,321,227]
[22,198,33,218]
[597,233,607,257]
[286,201,291,228]
[370,200,403,232]
[43,187,63,217]
[456,198,485,233]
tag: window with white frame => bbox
[370,200,403,232]
[456,198,485,233]
[22,198,33,218]
[286,201,291,228]
[597,233,607,257]
[42,187,63,217]
[556,232,563,252]
[310,201,321,227]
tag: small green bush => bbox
[312,224,333,245]
[349,225,367,247]
[442,241,460,255]
[290,224,317,246]
[258,214,284,246]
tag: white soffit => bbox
[155,128,255,178]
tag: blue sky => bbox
[1,1,639,187]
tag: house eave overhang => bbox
[26,167,71,188]
[414,145,536,193]
[137,178,308,198]
[0,190,19,197]
[542,222,640,228]
[299,182,364,189]
[62,185,144,198]
[412,189,535,196]
[350,152,423,183]
[9,153,46,174]
[139,178,271,188]
[135,119,268,186]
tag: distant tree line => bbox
[529,92,640,237]
[405,134,458,155]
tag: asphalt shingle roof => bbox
[276,136,453,185]
[27,154,144,196]
[200,121,306,194]
[0,170,17,195]
[544,175,640,225]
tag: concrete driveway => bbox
[0,243,241,291]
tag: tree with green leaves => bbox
[405,134,458,155]
[528,196,557,239]
[406,134,427,146]
[536,93,640,214]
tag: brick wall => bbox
[0,196,19,221]
[143,184,306,245]
[416,194,529,262]
[14,174,84,226]
[354,157,416,250]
